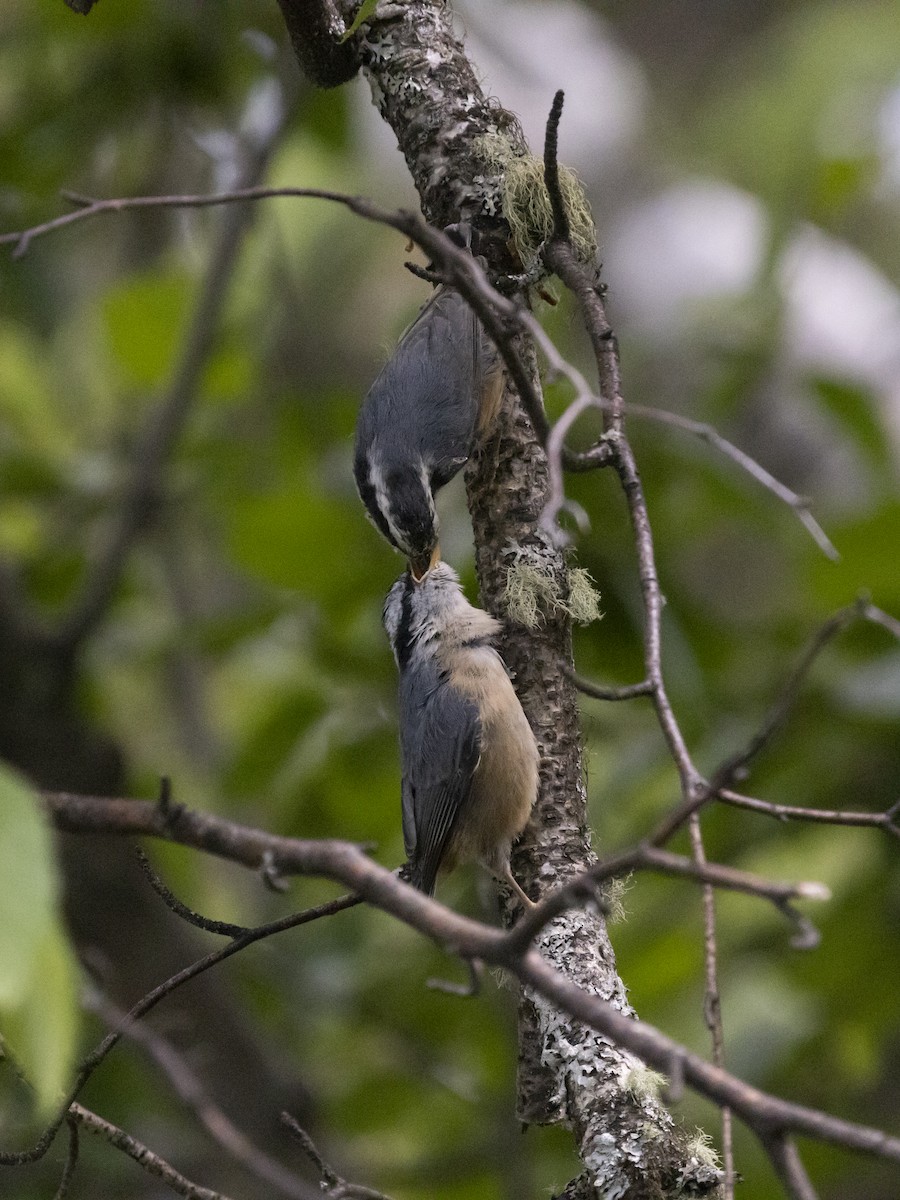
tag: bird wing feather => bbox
[399,661,482,896]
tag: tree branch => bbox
[281,1113,392,1200]
[762,1134,821,1200]
[52,1117,79,1200]
[87,993,319,1200]
[717,790,900,839]
[52,92,294,650]
[274,0,359,87]
[68,1102,235,1200]
[33,790,900,1176]
[1,878,358,1167]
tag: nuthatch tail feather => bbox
[383,562,539,908]
[355,281,503,580]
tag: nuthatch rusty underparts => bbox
[354,269,503,580]
[383,562,539,909]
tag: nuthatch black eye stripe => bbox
[393,572,416,671]
[383,562,539,910]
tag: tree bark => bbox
[276,0,722,1193]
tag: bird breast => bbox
[440,644,539,872]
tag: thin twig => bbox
[0,184,554,454]
[618,401,839,561]
[718,789,900,841]
[135,846,251,938]
[713,602,863,787]
[3,177,838,542]
[0,888,360,1166]
[503,839,828,956]
[43,792,829,943]
[52,1116,79,1200]
[860,600,900,639]
[543,90,570,243]
[69,1102,234,1200]
[690,815,734,1198]
[650,598,900,846]
[427,958,483,997]
[87,993,318,1200]
[567,669,654,701]
[281,1113,393,1200]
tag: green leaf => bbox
[0,765,79,1114]
[811,377,892,479]
[340,0,379,42]
[103,268,193,389]
[810,502,900,609]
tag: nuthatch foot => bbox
[354,261,503,580]
[383,562,539,909]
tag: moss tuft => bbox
[473,134,597,272]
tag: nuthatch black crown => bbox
[383,562,538,908]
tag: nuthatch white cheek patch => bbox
[383,561,539,910]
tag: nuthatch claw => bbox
[383,562,539,907]
[354,240,503,573]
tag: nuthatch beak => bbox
[383,562,538,910]
[409,543,442,582]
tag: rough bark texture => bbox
[318,1,722,1194]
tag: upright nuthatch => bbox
[383,562,539,908]
[354,278,503,579]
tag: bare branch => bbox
[29,790,900,1173]
[690,816,734,1199]
[859,600,900,639]
[543,89,570,243]
[274,0,360,87]
[44,791,828,932]
[649,597,900,846]
[135,846,251,938]
[69,1102,234,1200]
[87,994,318,1200]
[718,789,900,841]
[617,401,839,561]
[52,98,294,649]
[281,1113,393,1200]
[3,177,839,552]
[713,601,863,787]
[52,1116,79,1200]
[0,881,359,1167]
[427,958,483,997]
[762,1134,820,1200]
[518,950,900,1163]
[567,669,654,701]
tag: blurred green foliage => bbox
[0,766,79,1117]
[0,1,898,1197]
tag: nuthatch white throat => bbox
[383,562,539,909]
[354,254,503,580]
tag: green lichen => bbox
[503,560,601,629]
[567,567,603,624]
[684,1129,721,1170]
[473,132,597,271]
[600,873,631,924]
[624,1066,668,1101]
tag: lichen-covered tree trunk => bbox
[280,1,723,1194]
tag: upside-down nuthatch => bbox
[354,272,503,580]
[383,562,539,908]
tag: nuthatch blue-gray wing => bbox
[383,562,538,908]
[355,284,503,579]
